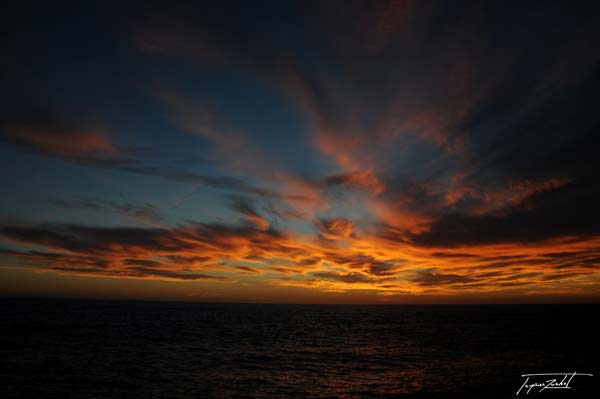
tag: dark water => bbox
[1,298,598,398]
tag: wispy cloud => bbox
[1,219,598,294]
[0,114,131,166]
[49,198,163,225]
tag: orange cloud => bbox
[316,218,355,240]
[1,220,598,300]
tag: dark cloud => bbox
[367,261,401,277]
[0,221,291,280]
[430,252,480,259]
[0,224,188,256]
[50,198,163,224]
[492,272,542,282]
[315,218,355,239]
[0,248,110,270]
[118,166,310,202]
[313,271,373,284]
[233,265,259,274]
[321,253,377,270]
[123,259,162,267]
[226,195,270,230]
[543,273,586,281]
[0,113,309,204]
[123,267,226,281]
[0,112,140,166]
[412,270,476,287]
[165,255,212,265]
[0,222,287,257]
[408,177,600,247]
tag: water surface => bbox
[1,299,597,398]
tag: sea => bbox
[1,298,598,398]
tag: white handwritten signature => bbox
[516,372,594,395]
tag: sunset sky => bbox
[1,1,600,303]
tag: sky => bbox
[1,0,600,303]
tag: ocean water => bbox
[1,299,598,398]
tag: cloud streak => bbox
[1,219,598,297]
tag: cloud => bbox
[368,261,402,277]
[411,270,476,287]
[0,112,315,206]
[123,267,226,281]
[122,259,162,267]
[50,198,163,224]
[228,195,270,231]
[0,114,131,166]
[187,3,600,250]
[315,218,355,239]
[324,170,385,195]
[408,178,600,247]
[1,218,599,293]
[0,221,310,281]
[0,224,183,255]
[312,271,374,284]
